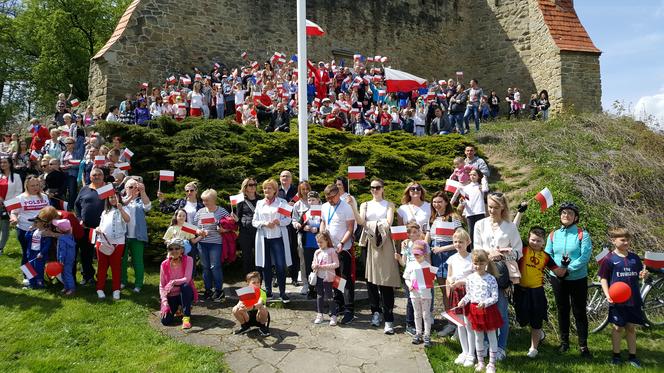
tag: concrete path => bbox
[150,280,435,373]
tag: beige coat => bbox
[359,202,401,288]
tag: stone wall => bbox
[89,0,601,115]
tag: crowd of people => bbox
[83,55,552,134]
[2,118,650,371]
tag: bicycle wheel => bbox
[643,277,664,327]
[587,282,609,333]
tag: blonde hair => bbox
[453,228,471,243]
[239,178,256,196]
[200,189,218,201]
[608,227,631,240]
[487,193,510,221]
[471,249,498,278]
[185,181,198,191]
[262,179,278,193]
[400,181,427,205]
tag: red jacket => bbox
[30,125,50,151]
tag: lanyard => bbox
[326,203,340,225]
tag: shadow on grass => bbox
[0,286,63,312]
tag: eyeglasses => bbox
[126,186,135,189]
[409,186,422,192]
[370,185,383,190]
[326,193,338,199]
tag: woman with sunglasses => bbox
[121,178,152,293]
[159,238,198,330]
[291,180,313,295]
[13,140,31,182]
[158,181,204,224]
[347,179,401,334]
[397,182,431,231]
[0,157,22,256]
[234,178,260,275]
[60,136,80,209]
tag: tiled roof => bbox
[538,0,601,54]
[92,0,141,60]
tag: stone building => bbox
[89,0,600,114]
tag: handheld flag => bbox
[95,183,115,199]
[309,205,322,217]
[70,98,80,107]
[230,193,245,206]
[291,194,300,203]
[241,51,248,59]
[94,155,106,166]
[347,166,366,180]
[390,226,408,240]
[534,187,554,212]
[30,150,40,161]
[306,19,325,36]
[115,162,131,171]
[443,310,465,327]
[122,148,134,160]
[3,197,21,212]
[277,203,293,217]
[435,221,456,236]
[383,67,428,93]
[644,251,664,269]
[444,179,461,194]
[20,262,37,280]
[181,222,198,236]
[89,229,97,244]
[68,159,81,166]
[414,266,436,289]
[333,276,347,290]
[167,76,177,84]
[595,247,610,263]
[236,285,261,308]
[159,170,175,182]
[199,212,215,225]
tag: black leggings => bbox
[549,276,588,347]
[367,282,395,322]
[466,214,485,251]
[333,250,355,315]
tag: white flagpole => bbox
[296,0,309,181]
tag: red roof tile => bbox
[538,0,601,54]
[93,0,141,60]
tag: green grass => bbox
[0,235,228,373]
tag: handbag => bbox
[308,270,318,286]
[97,232,117,256]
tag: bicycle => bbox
[587,264,664,333]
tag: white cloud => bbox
[634,93,664,130]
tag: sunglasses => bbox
[370,185,383,190]
[410,186,422,192]
[185,189,196,192]
[126,186,135,189]
[246,183,257,187]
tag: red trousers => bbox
[96,244,125,291]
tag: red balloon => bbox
[609,281,632,304]
[45,262,64,277]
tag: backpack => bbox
[549,227,583,245]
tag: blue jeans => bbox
[17,228,29,265]
[216,104,225,119]
[497,289,509,351]
[57,243,76,291]
[65,174,77,209]
[161,283,194,325]
[27,249,45,288]
[261,238,287,297]
[198,242,223,291]
[451,113,465,134]
[464,104,480,131]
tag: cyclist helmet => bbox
[558,202,580,223]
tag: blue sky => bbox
[575,1,664,123]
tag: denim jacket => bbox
[126,197,151,242]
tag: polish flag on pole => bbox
[367,57,375,62]
[236,285,260,308]
[230,193,245,206]
[444,179,461,194]
[353,54,362,61]
[30,150,40,161]
[3,197,21,212]
[95,183,115,199]
[199,212,215,225]
[348,166,366,180]
[20,262,37,280]
[435,221,457,236]
[122,148,134,160]
[167,76,177,84]
[534,187,554,212]
[306,19,325,36]
[644,251,664,269]
[68,159,81,166]
[595,247,610,263]
[309,205,322,217]
[241,51,248,59]
[70,98,80,108]
[115,162,131,171]
[390,226,408,241]
[251,61,259,70]
[277,203,293,217]
[443,310,465,327]
[140,82,149,89]
[89,229,97,244]
[414,266,436,289]
[180,76,192,85]
[291,194,300,203]
[380,56,388,63]
[94,156,106,166]
[333,276,347,291]
[383,67,427,93]
[181,222,199,236]
[159,170,175,182]
[378,90,387,97]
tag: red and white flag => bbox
[309,205,322,217]
[333,276,347,290]
[413,266,437,289]
[378,90,386,97]
[236,285,260,308]
[194,74,202,81]
[435,221,456,236]
[595,247,610,263]
[277,203,293,217]
[291,194,300,203]
[251,61,259,70]
[94,155,106,166]
[353,54,362,61]
[306,19,325,36]
[199,212,215,225]
[30,150,40,161]
[534,187,554,212]
[367,57,374,62]
[68,159,81,166]
[89,228,97,244]
[181,222,199,236]
[159,170,175,182]
[4,197,21,212]
[390,225,408,241]
[380,56,388,63]
[122,148,134,160]
[140,82,148,89]
[230,193,245,206]
[383,67,427,93]
[180,76,192,85]
[644,251,664,269]
[70,98,80,107]
[443,310,465,327]
[95,183,115,199]
[241,51,248,59]
[20,262,37,280]
[167,76,177,84]
[374,55,382,61]
[444,179,461,194]
[115,162,131,171]
[348,166,366,180]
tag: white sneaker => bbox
[384,322,394,335]
[300,283,309,295]
[440,323,457,337]
[314,313,323,324]
[97,290,106,299]
[451,328,459,341]
[475,361,485,372]
[370,312,381,327]
[454,353,467,365]
[495,348,507,361]
[486,363,496,373]
[463,356,475,368]
[329,315,337,326]
[22,279,30,286]
[527,347,538,358]
[112,290,121,300]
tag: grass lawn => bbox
[0,235,227,373]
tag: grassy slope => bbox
[0,236,227,373]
